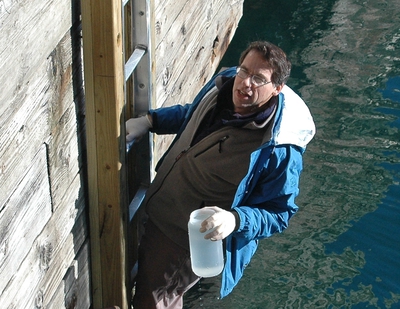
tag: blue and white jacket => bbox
[148,67,316,298]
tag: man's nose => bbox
[241,75,252,87]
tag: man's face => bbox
[232,50,283,114]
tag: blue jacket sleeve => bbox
[232,145,303,240]
[149,104,191,135]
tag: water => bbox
[184,0,400,308]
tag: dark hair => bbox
[239,41,291,86]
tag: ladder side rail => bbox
[122,0,154,291]
[124,0,153,216]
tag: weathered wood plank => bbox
[44,241,91,309]
[46,24,86,212]
[47,241,91,309]
[0,176,87,308]
[154,0,243,109]
[46,67,82,211]
[36,181,88,309]
[0,144,52,296]
[0,0,75,118]
[0,30,81,212]
[0,63,51,202]
[0,0,89,306]
[154,0,190,46]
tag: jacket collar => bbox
[272,85,316,149]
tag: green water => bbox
[184,0,400,308]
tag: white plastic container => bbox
[188,208,224,277]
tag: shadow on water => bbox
[185,0,400,308]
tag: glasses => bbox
[236,67,272,87]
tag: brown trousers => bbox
[133,220,200,309]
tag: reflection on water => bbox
[184,0,400,308]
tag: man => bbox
[126,41,315,308]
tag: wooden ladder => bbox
[81,0,154,307]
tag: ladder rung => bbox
[128,185,147,222]
[125,45,147,82]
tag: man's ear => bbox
[273,84,284,96]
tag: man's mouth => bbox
[238,89,251,99]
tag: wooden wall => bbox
[0,0,90,308]
[0,0,243,307]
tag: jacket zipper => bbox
[194,135,230,158]
[175,135,230,161]
[175,148,189,161]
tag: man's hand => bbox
[199,206,237,240]
[126,115,152,142]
